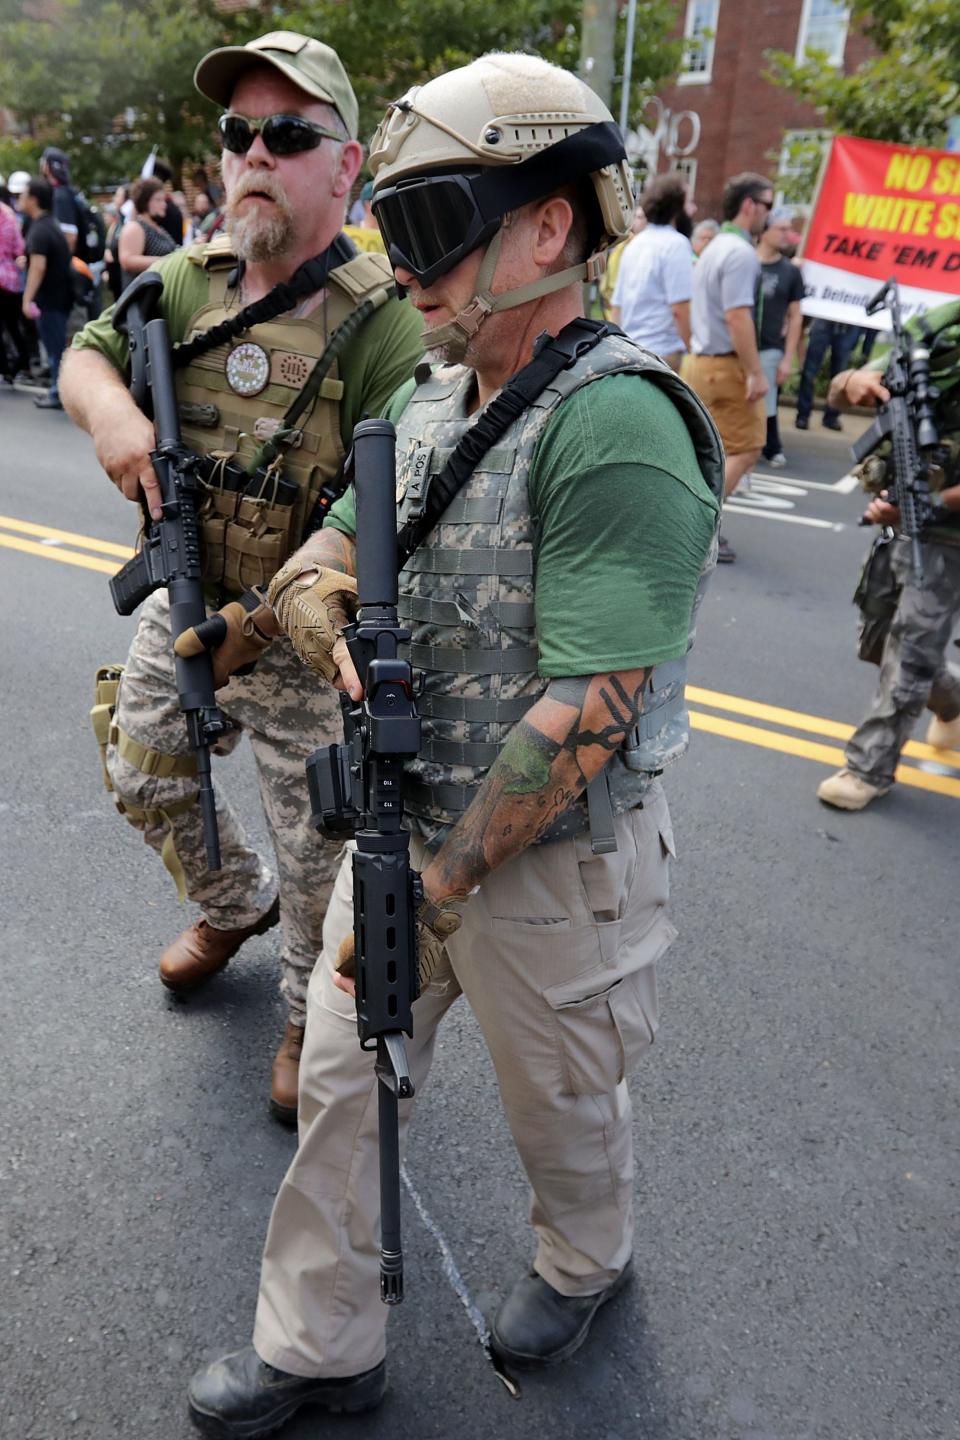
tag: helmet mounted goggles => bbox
[371,120,627,287]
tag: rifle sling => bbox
[172,232,358,369]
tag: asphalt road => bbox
[2,385,958,1440]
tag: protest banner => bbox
[801,135,960,327]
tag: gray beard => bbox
[227,205,295,264]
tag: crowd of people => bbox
[4,24,957,1438]
[0,150,228,408]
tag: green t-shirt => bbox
[327,370,719,675]
[71,246,425,451]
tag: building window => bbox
[678,0,720,86]
[775,129,832,206]
[796,0,849,67]
[672,158,699,197]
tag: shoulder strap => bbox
[172,232,358,369]
[395,317,621,564]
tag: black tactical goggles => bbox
[372,171,501,288]
[218,112,344,157]
[371,121,628,288]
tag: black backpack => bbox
[72,190,107,264]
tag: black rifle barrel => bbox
[345,417,420,1304]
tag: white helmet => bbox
[369,53,633,358]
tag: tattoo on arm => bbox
[296,526,357,577]
[423,666,650,900]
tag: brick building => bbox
[636,0,874,221]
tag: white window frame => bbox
[677,0,720,87]
[774,128,832,206]
[672,157,699,197]
[795,0,849,68]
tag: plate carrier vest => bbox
[392,331,724,848]
[177,234,396,593]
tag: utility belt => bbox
[195,452,301,596]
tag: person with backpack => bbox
[20,175,73,409]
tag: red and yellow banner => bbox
[801,135,960,326]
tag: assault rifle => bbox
[305,418,421,1304]
[108,270,231,870]
[852,277,942,576]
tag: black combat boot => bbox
[490,1261,633,1368]
[187,1345,385,1438]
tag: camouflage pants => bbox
[106,591,343,1022]
[846,537,960,788]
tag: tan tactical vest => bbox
[393,333,724,847]
[177,235,395,593]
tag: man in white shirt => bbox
[610,173,694,371]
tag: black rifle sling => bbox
[172,232,357,369]
[395,317,621,564]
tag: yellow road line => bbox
[0,513,134,559]
[689,710,960,799]
[687,683,960,770]
[0,533,121,575]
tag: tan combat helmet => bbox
[368,52,634,359]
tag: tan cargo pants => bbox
[253,785,677,1378]
[106,591,344,1022]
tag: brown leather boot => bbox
[270,1020,305,1126]
[159,896,280,993]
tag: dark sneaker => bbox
[490,1262,633,1369]
[34,394,64,409]
[717,534,737,564]
[822,414,842,432]
[188,1346,386,1438]
[794,414,809,430]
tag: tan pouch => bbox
[223,495,296,593]
[90,665,125,792]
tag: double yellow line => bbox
[4,511,959,800]
[688,686,960,799]
[0,513,132,575]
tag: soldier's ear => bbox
[332,140,364,201]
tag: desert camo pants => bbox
[105,590,343,1022]
[252,791,676,1378]
[846,536,960,789]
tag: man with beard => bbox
[609,172,695,371]
[185,52,722,1439]
[59,32,423,1122]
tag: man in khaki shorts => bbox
[683,171,773,563]
[186,53,722,1438]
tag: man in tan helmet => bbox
[59,32,423,1122]
[187,52,722,1436]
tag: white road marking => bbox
[751,469,860,494]
[727,490,796,512]
[401,1163,491,1347]
[724,503,845,531]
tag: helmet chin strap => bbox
[422,231,609,363]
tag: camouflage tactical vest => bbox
[394,332,724,846]
[178,235,395,593]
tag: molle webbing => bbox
[395,317,621,563]
[172,233,357,369]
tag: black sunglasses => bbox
[218,112,343,157]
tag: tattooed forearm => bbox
[293,525,357,577]
[420,665,650,902]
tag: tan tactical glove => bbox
[267,554,359,682]
[335,892,469,991]
[173,588,282,689]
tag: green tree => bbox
[0,0,681,190]
[766,0,960,149]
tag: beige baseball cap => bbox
[194,30,359,140]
